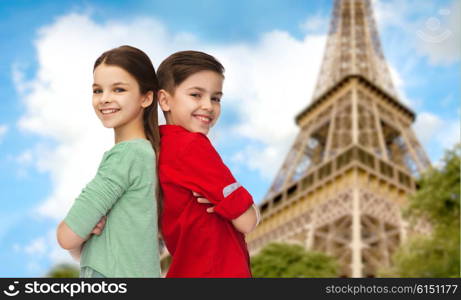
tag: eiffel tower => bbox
[246,0,431,277]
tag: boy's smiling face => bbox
[159,70,223,135]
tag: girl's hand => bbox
[192,191,215,213]
[91,216,107,235]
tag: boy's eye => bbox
[212,97,221,103]
[93,89,102,94]
[114,88,126,93]
[190,93,201,98]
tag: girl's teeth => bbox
[102,109,118,114]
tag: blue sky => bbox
[0,0,459,277]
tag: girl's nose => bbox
[201,97,213,111]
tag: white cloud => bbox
[15,13,327,219]
[373,0,414,30]
[16,229,76,275]
[414,112,460,155]
[231,144,282,181]
[27,261,44,274]
[16,150,33,165]
[373,0,438,32]
[373,0,460,66]
[299,14,329,34]
[24,237,47,256]
[12,244,21,253]
[414,112,444,145]
[0,124,8,142]
[388,65,404,90]
[13,149,34,178]
[417,0,461,65]
[0,212,23,245]
[437,118,460,151]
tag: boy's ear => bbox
[141,91,154,108]
[158,89,171,112]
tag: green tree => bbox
[380,144,460,277]
[46,263,80,278]
[251,243,339,277]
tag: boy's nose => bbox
[100,93,112,104]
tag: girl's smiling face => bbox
[92,63,149,131]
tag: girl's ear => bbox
[158,89,171,112]
[141,91,154,108]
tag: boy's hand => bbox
[193,191,215,213]
[91,216,107,235]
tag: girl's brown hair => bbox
[93,45,162,222]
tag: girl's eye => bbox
[212,97,221,103]
[93,89,102,94]
[190,93,201,98]
[114,88,125,93]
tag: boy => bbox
[157,51,259,277]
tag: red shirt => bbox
[159,125,254,277]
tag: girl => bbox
[56,45,161,278]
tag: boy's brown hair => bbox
[157,50,225,94]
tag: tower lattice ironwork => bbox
[246,0,431,277]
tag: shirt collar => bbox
[159,125,190,137]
